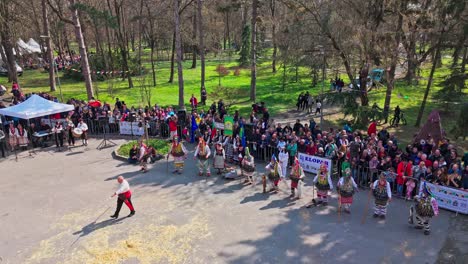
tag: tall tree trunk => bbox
[150,40,157,86]
[114,0,133,88]
[382,2,404,122]
[137,0,144,71]
[226,11,231,49]
[451,35,466,68]
[0,0,18,85]
[69,0,94,99]
[461,46,467,74]
[415,47,441,127]
[42,0,56,92]
[250,0,258,102]
[174,0,185,109]
[191,8,197,69]
[169,31,176,83]
[404,37,417,83]
[270,0,277,73]
[197,0,205,94]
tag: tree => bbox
[42,0,56,92]
[238,24,250,67]
[270,0,277,73]
[69,0,94,99]
[197,0,206,95]
[250,0,258,102]
[0,0,19,85]
[174,0,185,109]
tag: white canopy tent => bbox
[26,38,42,53]
[0,94,74,119]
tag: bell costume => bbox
[195,137,212,176]
[168,136,188,174]
[408,182,439,235]
[241,147,255,184]
[313,163,333,205]
[289,157,305,199]
[265,154,283,192]
[336,168,358,213]
[372,174,392,219]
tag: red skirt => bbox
[340,196,353,205]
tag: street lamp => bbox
[40,35,63,102]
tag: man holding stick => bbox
[110,176,135,218]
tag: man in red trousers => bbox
[110,176,135,218]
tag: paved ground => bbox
[0,139,466,264]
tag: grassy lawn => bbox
[117,139,170,157]
[1,50,466,149]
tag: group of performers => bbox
[8,123,29,149]
[158,135,441,235]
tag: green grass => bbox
[117,139,170,157]
[1,50,466,148]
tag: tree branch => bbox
[46,0,74,25]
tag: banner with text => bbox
[224,116,234,136]
[426,183,468,214]
[119,121,145,136]
[298,153,332,175]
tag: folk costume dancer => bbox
[77,119,89,146]
[194,137,212,176]
[139,141,150,173]
[53,122,64,148]
[265,155,283,193]
[278,146,289,179]
[167,135,187,174]
[289,157,305,199]
[110,176,135,218]
[66,118,75,146]
[16,124,29,146]
[372,173,392,219]
[213,142,226,174]
[241,147,255,184]
[8,123,18,150]
[336,168,358,213]
[408,182,439,235]
[313,163,333,206]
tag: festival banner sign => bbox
[298,153,332,175]
[224,116,234,136]
[426,183,468,214]
[214,122,225,130]
[119,121,145,136]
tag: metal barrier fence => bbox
[81,118,173,139]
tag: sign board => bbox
[426,183,468,214]
[119,121,145,136]
[214,122,224,130]
[298,153,332,175]
[224,116,234,136]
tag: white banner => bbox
[298,153,332,175]
[119,121,145,136]
[426,183,468,214]
[214,122,224,130]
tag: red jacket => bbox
[367,122,377,136]
[190,97,198,107]
[396,161,412,185]
[169,120,177,132]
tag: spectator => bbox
[189,94,198,109]
[128,144,139,164]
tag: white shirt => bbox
[337,177,358,189]
[116,179,130,194]
[316,102,322,108]
[372,180,392,199]
[77,122,88,131]
[278,151,289,163]
[194,145,211,159]
[313,173,334,189]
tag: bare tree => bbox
[42,0,56,92]
[174,0,185,109]
[250,0,258,101]
[0,0,19,85]
[197,0,205,94]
